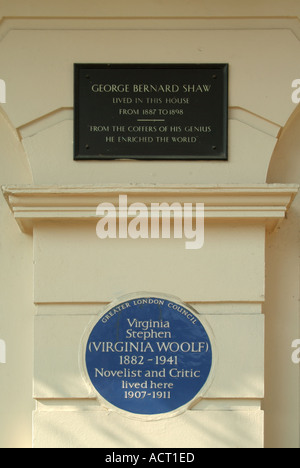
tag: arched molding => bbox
[0,106,33,183]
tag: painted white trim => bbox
[2,184,298,233]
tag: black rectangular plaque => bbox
[74,64,228,160]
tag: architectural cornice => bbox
[2,184,298,234]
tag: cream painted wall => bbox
[0,109,34,448]
[265,106,300,448]
[0,0,300,448]
[1,0,300,18]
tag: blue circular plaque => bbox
[84,294,214,417]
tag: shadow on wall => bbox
[0,108,33,448]
[264,103,300,448]
[33,402,263,449]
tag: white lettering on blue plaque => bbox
[82,294,215,418]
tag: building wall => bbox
[0,110,34,448]
[0,0,299,448]
[265,107,300,448]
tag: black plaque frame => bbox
[74,64,228,161]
